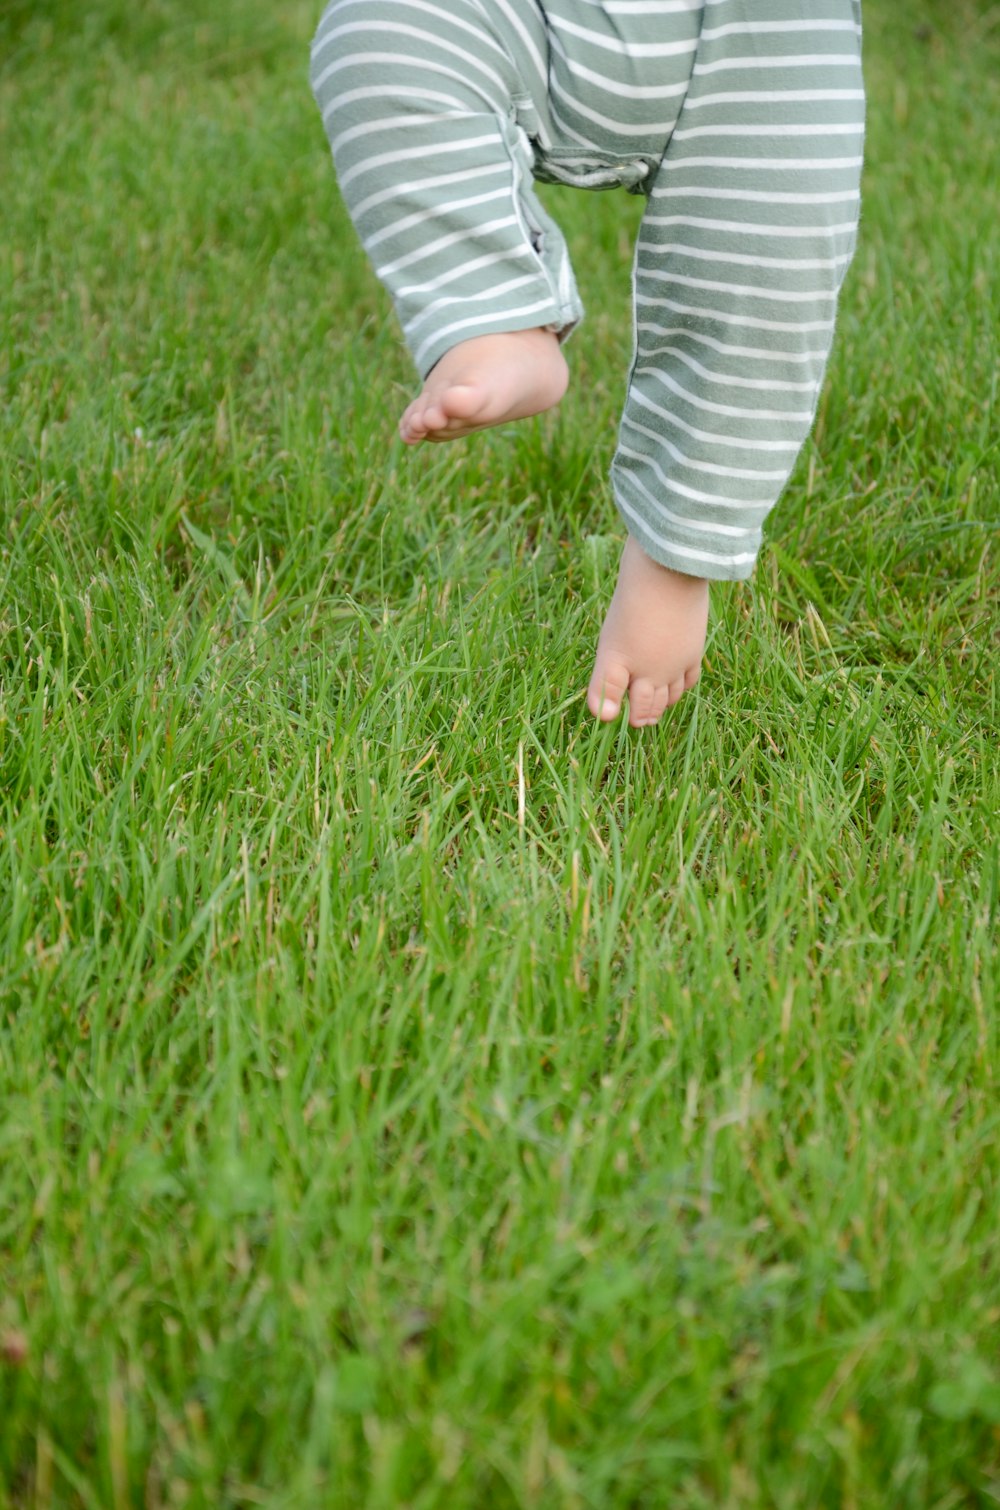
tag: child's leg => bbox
[309,0,581,436]
[589,0,865,725]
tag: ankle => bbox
[624,535,707,589]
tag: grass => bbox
[0,0,998,1505]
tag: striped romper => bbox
[309,0,865,581]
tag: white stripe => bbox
[673,123,864,140]
[685,88,865,109]
[577,0,702,12]
[642,268,837,304]
[651,186,860,205]
[644,214,859,239]
[659,154,864,172]
[700,20,860,41]
[693,54,862,76]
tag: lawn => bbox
[1,1,998,1505]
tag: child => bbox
[310,0,864,727]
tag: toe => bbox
[651,685,672,721]
[400,404,426,443]
[420,399,449,433]
[587,655,630,721]
[438,382,486,424]
[665,663,702,706]
[633,686,671,727]
[626,677,657,727]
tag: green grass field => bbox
[1,1,998,1504]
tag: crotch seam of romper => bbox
[508,91,651,193]
[506,122,551,270]
[501,115,577,332]
[509,91,548,151]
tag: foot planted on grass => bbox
[587,534,708,728]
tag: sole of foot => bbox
[587,535,709,728]
[399,328,569,444]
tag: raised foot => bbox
[399,328,568,444]
[587,535,709,728]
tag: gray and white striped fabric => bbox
[310,0,865,581]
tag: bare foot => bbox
[399,328,568,444]
[587,535,708,728]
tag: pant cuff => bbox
[611,464,761,582]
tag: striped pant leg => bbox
[309,0,583,380]
[611,1,865,581]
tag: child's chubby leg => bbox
[587,536,708,728]
[399,326,568,444]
